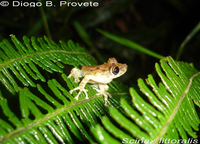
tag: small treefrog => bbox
[67,58,128,105]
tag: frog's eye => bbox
[111,66,119,75]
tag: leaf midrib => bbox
[0,50,93,68]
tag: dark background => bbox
[0,0,200,83]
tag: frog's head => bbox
[108,58,128,78]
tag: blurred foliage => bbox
[0,0,200,84]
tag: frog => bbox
[67,57,128,105]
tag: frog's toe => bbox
[104,99,111,106]
[69,89,74,94]
[69,87,78,94]
[82,89,88,99]
[74,96,78,100]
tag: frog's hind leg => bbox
[97,84,112,106]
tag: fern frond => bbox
[91,56,200,144]
[0,72,129,144]
[0,35,96,94]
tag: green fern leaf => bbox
[0,35,96,94]
[0,36,131,143]
[91,56,200,144]
[0,72,129,143]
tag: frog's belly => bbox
[88,78,112,84]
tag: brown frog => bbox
[67,58,128,105]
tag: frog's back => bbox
[81,63,110,76]
[81,64,112,84]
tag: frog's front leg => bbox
[97,84,112,106]
[69,75,91,100]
